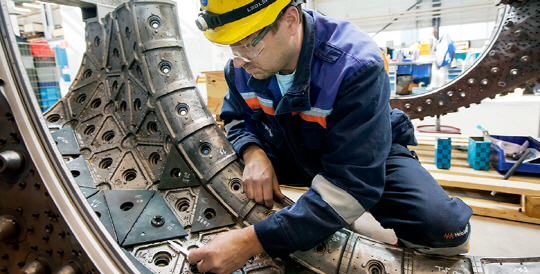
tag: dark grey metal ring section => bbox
[390,0,540,120]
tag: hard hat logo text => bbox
[247,0,268,13]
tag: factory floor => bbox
[281,188,540,258]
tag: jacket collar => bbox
[247,10,315,115]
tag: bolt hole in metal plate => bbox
[199,143,212,156]
[159,61,172,74]
[121,202,134,211]
[148,15,162,29]
[176,103,189,116]
[152,252,171,267]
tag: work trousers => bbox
[270,142,473,256]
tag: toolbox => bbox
[490,135,540,175]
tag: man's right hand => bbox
[242,145,285,208]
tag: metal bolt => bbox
[507,43,518,52]
[426,99,432,105]
[404,103,411,110]
[491,67,499,74]
[0,215,20,243]
[447,91,454,97]
[521,56,530,62]
[481,79,489,85]
[416,106,423,112]
[515,30,525,37]
[510,69,518,75]
[468,78,476,85]
[151,215,165,227]
[0,150,24,175]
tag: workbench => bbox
[414,132,540,224]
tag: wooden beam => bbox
[433,173,540,196]
[457,197,540,225]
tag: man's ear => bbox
[283,6,300,36]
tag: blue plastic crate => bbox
[38,81,61,111]
[490,135,540,175]
[435,137,451,169]
[412,64,431,78]
[468,137,491,171]
[397,64,412,75]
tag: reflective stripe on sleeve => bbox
[224,119,245,133]
[293,107,332,128]
[311,175,365,224]
[239,92,275,115]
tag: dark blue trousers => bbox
[271,142,472,251]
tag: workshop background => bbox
[5,0,540,259]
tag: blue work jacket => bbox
[220,9,417,257]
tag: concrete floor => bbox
[281,188,540,257]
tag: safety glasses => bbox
[217,10,283,63]
[228,29,268,62]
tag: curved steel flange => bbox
[390,0,540,120]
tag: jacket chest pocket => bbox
[251,111,284,147]
[298,124,327,150]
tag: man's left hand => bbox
[187,226,265,274]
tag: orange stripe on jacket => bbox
[380,49,389,75]
[244,98,275,116]
[293,112,327,129]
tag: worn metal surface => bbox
[0,92,99,273]
[1,0,540,273]
[390,0,540,120]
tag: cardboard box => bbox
[202,71,227,116]
[24,23,43,33]
[52,28,63,38]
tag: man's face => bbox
[232,20,296,79]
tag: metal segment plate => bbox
[123,192,188,246]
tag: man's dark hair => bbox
[270,4,303,34]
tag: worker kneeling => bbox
[188,0,473,273]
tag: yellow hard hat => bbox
[195,0,304,45]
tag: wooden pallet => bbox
[413,133,540,224]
